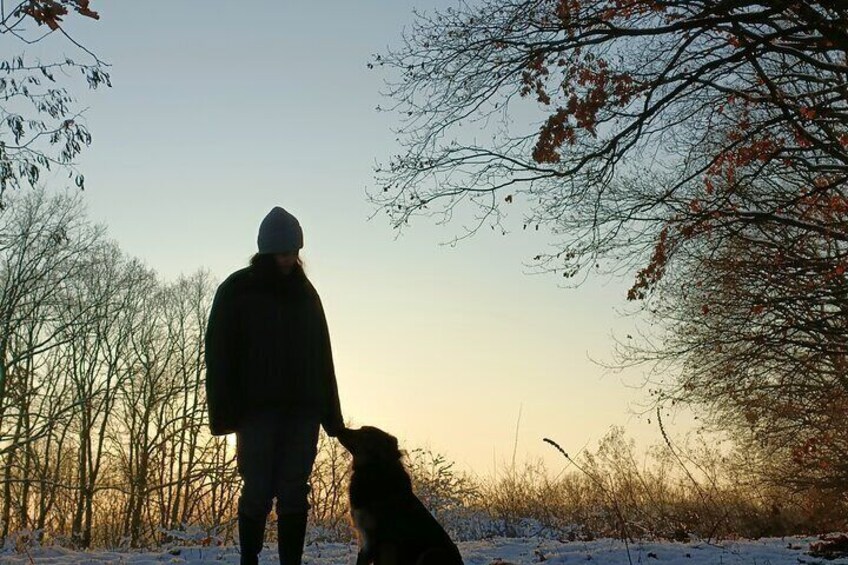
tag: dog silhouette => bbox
[337,426,464,565]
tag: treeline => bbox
[0,189,239,548]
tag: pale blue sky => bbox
[32,1,693,475]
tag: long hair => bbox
[249,252,304,270]
[249,253,308,290]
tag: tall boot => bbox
[238,512,266,565]
[277,511,308,565]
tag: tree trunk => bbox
[1,415,23,542]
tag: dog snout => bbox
[336,427,358,452]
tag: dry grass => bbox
[390,426,848,543]
[6,427,846,550]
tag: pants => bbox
[236,410,320,520]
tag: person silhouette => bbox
[205,206,344,565]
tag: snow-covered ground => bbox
[3,536,847,565]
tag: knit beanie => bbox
[257,207,303,254]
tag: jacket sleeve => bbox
[204,280,240,436]
[315,296,344,437]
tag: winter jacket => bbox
[204,265,344,437]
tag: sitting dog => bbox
[337,426,464,565]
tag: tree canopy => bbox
[0,0,108,204]
[373,0,848,492]
[374,0,846,278]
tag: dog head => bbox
[337,426,402,466]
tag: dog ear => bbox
[389,435,401,458]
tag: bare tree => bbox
[0,189,103,541]
[108,266,174,547]
[0,190,101,433]
[28,345,76,540]
[53,243,152,548]
[154,272,221,538]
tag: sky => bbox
[18,1,697,477]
